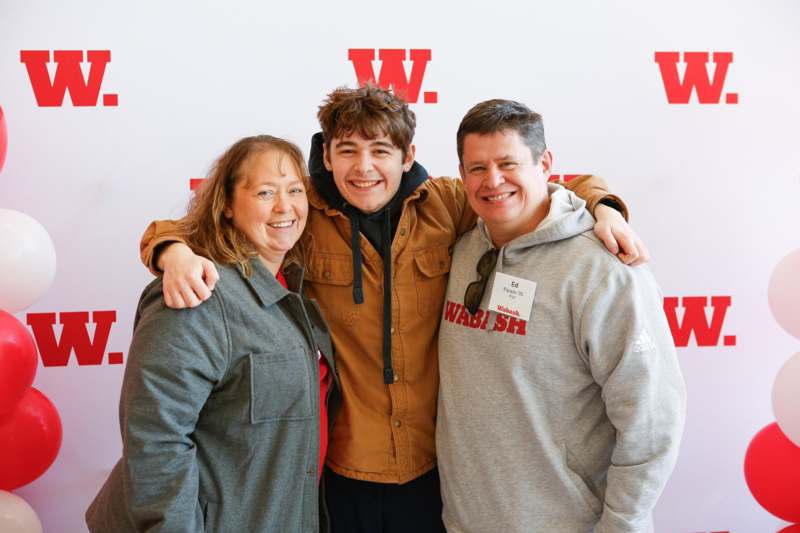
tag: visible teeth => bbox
[352,181,379,189]
[486,193,512,201]
[268,221,294,228]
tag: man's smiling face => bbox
[460,129,552,246]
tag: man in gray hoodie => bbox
[436,100,686,533]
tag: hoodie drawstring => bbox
[382,207,394,385]
[348,210,394,384]
[350,217,364,304]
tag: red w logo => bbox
[26,311,123,366]
[654,52,737,104]
[548,174,581,183]
[20,50,118,107]
[348,49,437,104]
[663,296,736,347]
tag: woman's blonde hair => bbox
[178,135,310,276]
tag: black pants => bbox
[324,468,446,533]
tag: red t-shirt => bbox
[317,352,330,480]
[276,270,329,480]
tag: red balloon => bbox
[744,422,800,522]
[0,387,62,490]
[779,525,800,533]
[0,310,38,415]
[0,105,7,172]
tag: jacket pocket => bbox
[413,244,452,317]
[304,252,359,325]
[249,347,312,423]
[562,444,603,518]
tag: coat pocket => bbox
[249,347,312,423]
[413,244,452,317]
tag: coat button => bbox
[390,327,396,334]
[399,228,407,236]
[393,420,402,427]
[393,374,400,383]
[323,271,331,280]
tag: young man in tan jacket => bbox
[139,85,645,532]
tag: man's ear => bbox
[402,144,416,172]
[323,143,333,172]
[540,149,554,179]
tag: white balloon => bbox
[0,490,43,533]
[0,210,57,312]
[772,352,800,447]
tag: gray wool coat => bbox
[86,260,340,533]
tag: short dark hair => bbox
[317,83,416,156]
[456,99,545,163]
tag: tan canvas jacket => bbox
[140,175,625,484]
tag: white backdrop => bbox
[1,1,799,531]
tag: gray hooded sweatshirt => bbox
[436,184,686,533]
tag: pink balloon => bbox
[0,388,62,491]
[768,250,800,340]
[0,311,38,415]
[0,105,6,173]
[0,491,42,533]
[774,353,800,447]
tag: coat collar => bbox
[237,259,305,309]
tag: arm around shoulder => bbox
[562,175,649,265]
[559,174,629,221]
[140,219,187,275]
[141,219,219,309]
[430,176,477,237]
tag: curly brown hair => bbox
[317,83,416,155]
[177,135,310,276]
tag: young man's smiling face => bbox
[323,132,415,214]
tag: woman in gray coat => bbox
[86,135,340,533]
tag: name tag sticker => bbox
[488,272,537,321]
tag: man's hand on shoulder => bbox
[593,204,650,266]
[158,243,219,309]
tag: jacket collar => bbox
[237,259,305,308]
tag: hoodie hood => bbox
[479,183,596,266]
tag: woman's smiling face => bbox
[226,149,308,270]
